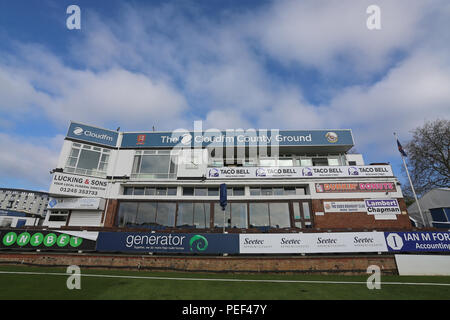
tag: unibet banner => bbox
[0,229,97,251]
[96,232,239,254]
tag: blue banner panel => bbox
[96,232,239,254]
[66,122,119,147]
[384,232,450,252]
[120,130,354,148]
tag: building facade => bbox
[44,122,412,232]
[0,188,49,227]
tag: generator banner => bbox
[384,232,450,252]
[239,232,388,254]
[0,229,97,251]
[96,232,239,254]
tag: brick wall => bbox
[0,252,398,275]
[312,198,412,230]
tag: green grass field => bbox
[0,265,449,300]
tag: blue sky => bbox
[0,0,449,191]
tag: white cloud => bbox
[0,133,63,188]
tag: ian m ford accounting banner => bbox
[385,232,450,252]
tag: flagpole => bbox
[394,132,426,228]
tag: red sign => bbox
[137,134,146,145]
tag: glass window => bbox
[250,187,260,196]
[208,188,219,196]
[65,144,110,177]
[167,187,177,196]
[140,155,171,174]
[134,187,145,196]
[249,203,270,227]
[177,203,194,227]
[124,187,133,195]
[295,221,302,228]
[214,203,231,228]
[195,188,207,196]
[117,203,138,227]
[156,188,167,196]
[261,188,273,196]
[300,159,312,166]
[194,203,210,228]
[231,203,248,228]
[183,187,194,196]
[328,158,340,166]
[269,203,290,228]
[278,159,293,166]
[302,202,311,219]
[293,203,301,219]
[136,202,157,226]
[296,187,306,195]
[273,188,284,196]
[156,203,176,227]
[260,159,277,166]
[284,187,296,195]
[145,187,156,195]
[232,187,245,196]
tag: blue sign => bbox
[96,232,239,254]
[120,130,354,148]
[384,232,450,252]
[66,122,118,147]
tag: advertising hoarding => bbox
[96,232,239,254]
[385,232,450,252]
[47,197,106,210]
[323,201,367,213]
[121,130,354,148]
[0,229,97,251]
[315,182,397,193]
[206,165,393,179]
[239,232,388,254]
[66,122,118,147]
[49,172,108,198]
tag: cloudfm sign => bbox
[66,122,118,147]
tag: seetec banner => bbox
[96,232,239,254]
[385,232,450,252]
[0,229,97,251]
[239,232,388,254]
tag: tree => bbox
[402,119,449,197]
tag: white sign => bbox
[207,165,393,179]
[323,201,366,213]
[364,199,401,215]
[48,197,105,210]
[239,232,388,254]
[49,173,108,198]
